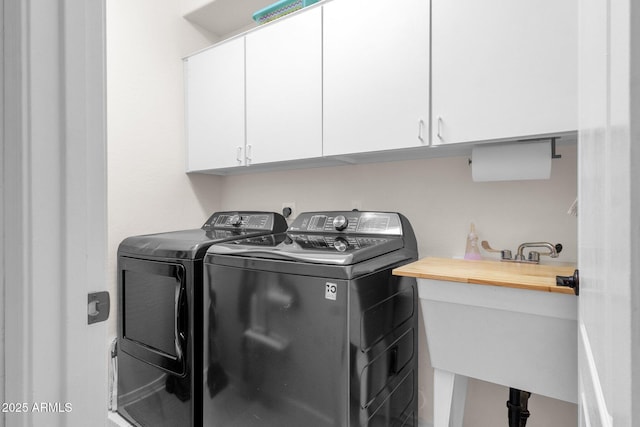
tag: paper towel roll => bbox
[471,141,552,182]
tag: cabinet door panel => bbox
[246,8,322,165]
[323,0,430,156]
[186,38,245,171]
[432,0,577,145]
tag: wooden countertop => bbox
[393,257,577,294]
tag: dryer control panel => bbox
[288,211,403,235]
[202,211,286,232]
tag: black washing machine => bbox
[203,211,419,427]
[116,211,287,427]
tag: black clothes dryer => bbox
[203,211,419,427]
[116,211,287,427]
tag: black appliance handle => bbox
[174,281,187,363]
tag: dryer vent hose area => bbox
[109,338,118,412]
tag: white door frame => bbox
[0,0,5,414]
[2,1,108,426]
[577,0,639,425]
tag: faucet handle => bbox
[540,243,563,258]
[529,246,563,262]
[481,240,512,260]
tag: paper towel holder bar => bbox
[517,136,562,159]
[467,136,561,166]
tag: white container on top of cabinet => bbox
[431,0,578,145]
[322,0,430,156]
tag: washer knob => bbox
[229,214,242,227]
[333,215,348,231]
[333,237,349,252]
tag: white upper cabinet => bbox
[431,0,578,145]
[245,7,323,165]
[323,0,430,156]
[185,37,245,171]
[184,0,578,173]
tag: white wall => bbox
[220,147,578,263]
[106,0,222,339]
[219,145,579,427]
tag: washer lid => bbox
[209,232,405,266]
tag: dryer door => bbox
[118,256,188,376]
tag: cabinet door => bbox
[323,0,430,156]
[245,8,322,165]
[432,0,577,145]
[185,38,245,171]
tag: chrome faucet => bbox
[515,242,563,262]
[481,240,563,264]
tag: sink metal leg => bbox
[434,369,467,427]
[506,388,531,427]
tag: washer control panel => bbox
[288,234,392,252]
[288,211,403,235]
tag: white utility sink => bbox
[394,257,577,427]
